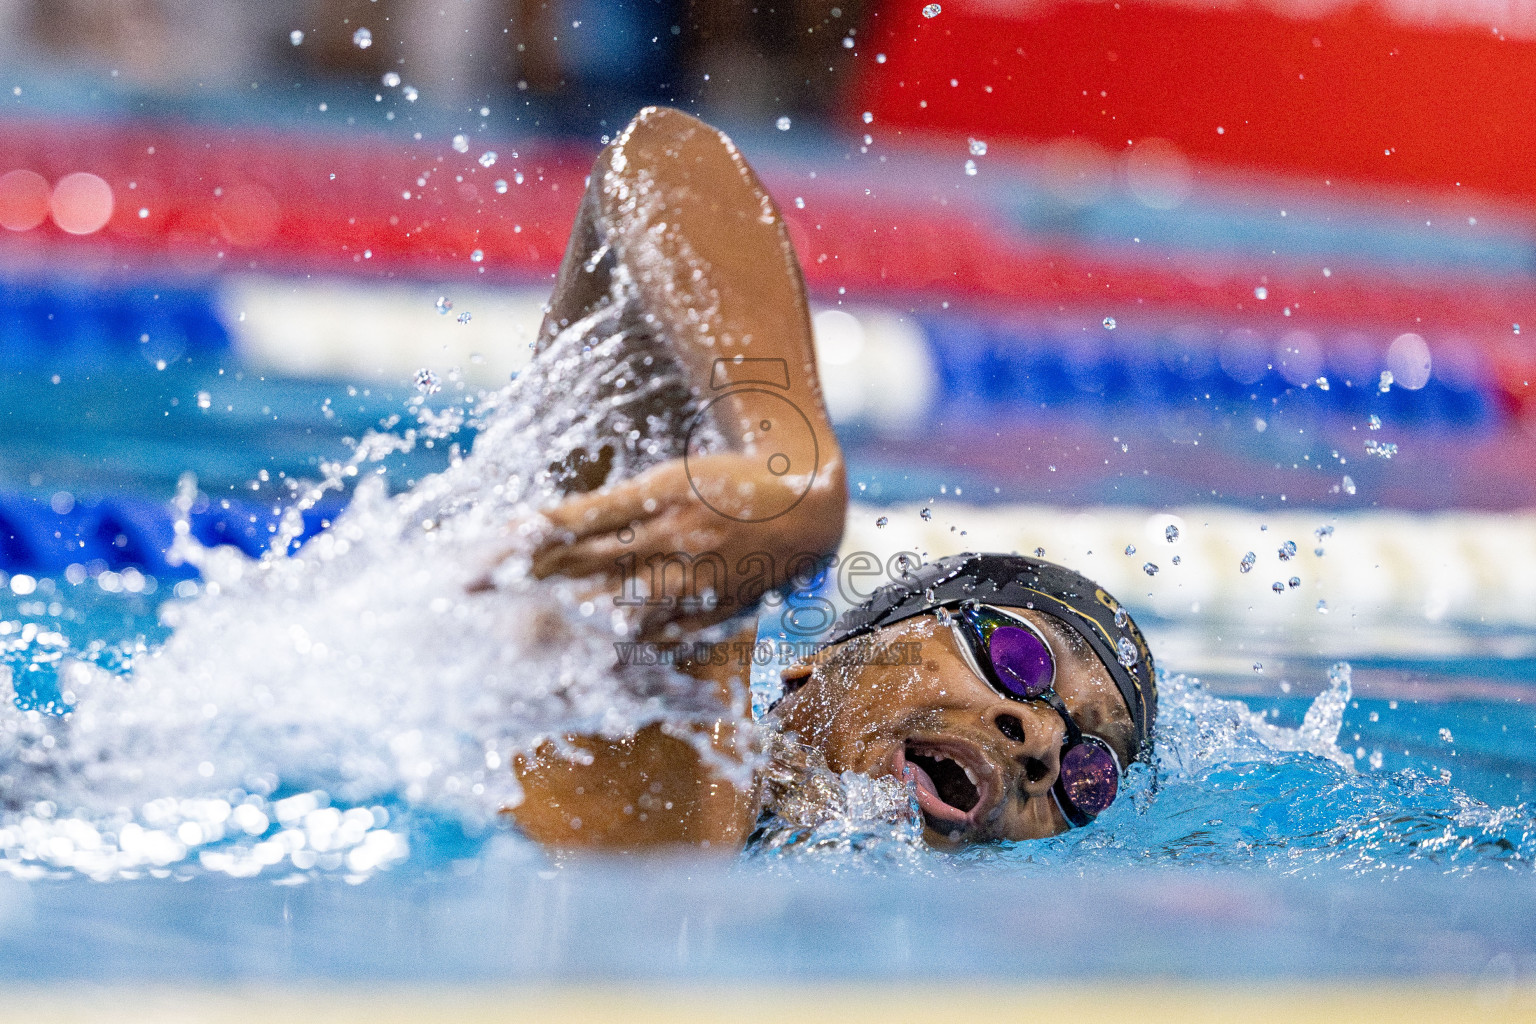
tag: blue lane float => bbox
[0,494,346,578]
[0,279,229,366]
[921,317,1497,429]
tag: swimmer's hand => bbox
[492,453,844,634]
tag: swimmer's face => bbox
[774,607,1136,846]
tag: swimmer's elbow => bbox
[804,455,848,558]
[504,726,758,854]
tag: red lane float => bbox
[0,115,1530,408]
[0,119,590,280]
[854,0,1536,205]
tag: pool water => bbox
[2,318,1535,983]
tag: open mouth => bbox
[900,741,991,831]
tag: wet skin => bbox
[774,608,1136,845]
[495,106,1136,853]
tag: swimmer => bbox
[495,106,1156,851]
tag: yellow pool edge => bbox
[3,983,1536,1023]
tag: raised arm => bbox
[525,106,846,634]
[501,108,845,852]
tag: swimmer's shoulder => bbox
[505,619,761,854]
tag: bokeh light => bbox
[0,169,50,231]
[49,172,114,235]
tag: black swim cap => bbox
[820,552,1156,757]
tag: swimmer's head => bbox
[770,553,1156,846]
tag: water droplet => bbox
[1116,636,1137,667]
[196,391,211,409]
[413,368,440,395]
[1364,439,1397,459]
[469,249,484,263]
[494,179,507,194]
[402,85,419,102]
[1114,607,1129,628]
[1316,599,1328,613]
[1367,414,1381,430]
[1378,369,1394,392]
[452,134,469,154]
[352,26,372,48]
[776,116,792,131]
[1102,316,1116,330]
[922,3,942,16]
[1315,376,1330,390]
[1165,524,1179,543]
[1253,661,1263,672]
[478,151,497,168]
[1254,286,1268,300]
[1439,727,1454,743]
[875,516,888,528]
[794,196,805,209]
[1288,576,1301,589]
[1271,581,1285,593]
[969,138,987,156]
[1314,525,1335,540]
[382,72,401,88]
[1278,540,1296,560]
[1239,551,1256,573]
[289,29,305,45]
[964,159,977,176]
[919,508,932,521]
[1124,544,1136,556]
[457,311,472,324]
[435,296,453,315]
[1342,475,1356,495]
[862,111,874,124]
[1142,562,1159,576]
[1033,547,1045,558]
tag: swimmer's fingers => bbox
[473,464,693,592]
[527,529,631,581]
[465,514,552,592]
[529,509,718,582]
[536,462,693,543]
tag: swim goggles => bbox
[949,604,1122,827]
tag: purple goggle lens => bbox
[1059,741,1120,819]
[985,625,1055,699]
[957,605,1123,827]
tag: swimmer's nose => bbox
[987,703,1063,799]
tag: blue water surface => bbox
[2,578,1533,983]
[1,366,1533,984]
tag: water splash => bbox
[998,665,1533,874]
[747,736,926,870]
[748,662,1535,876]
[0,266,739,881]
